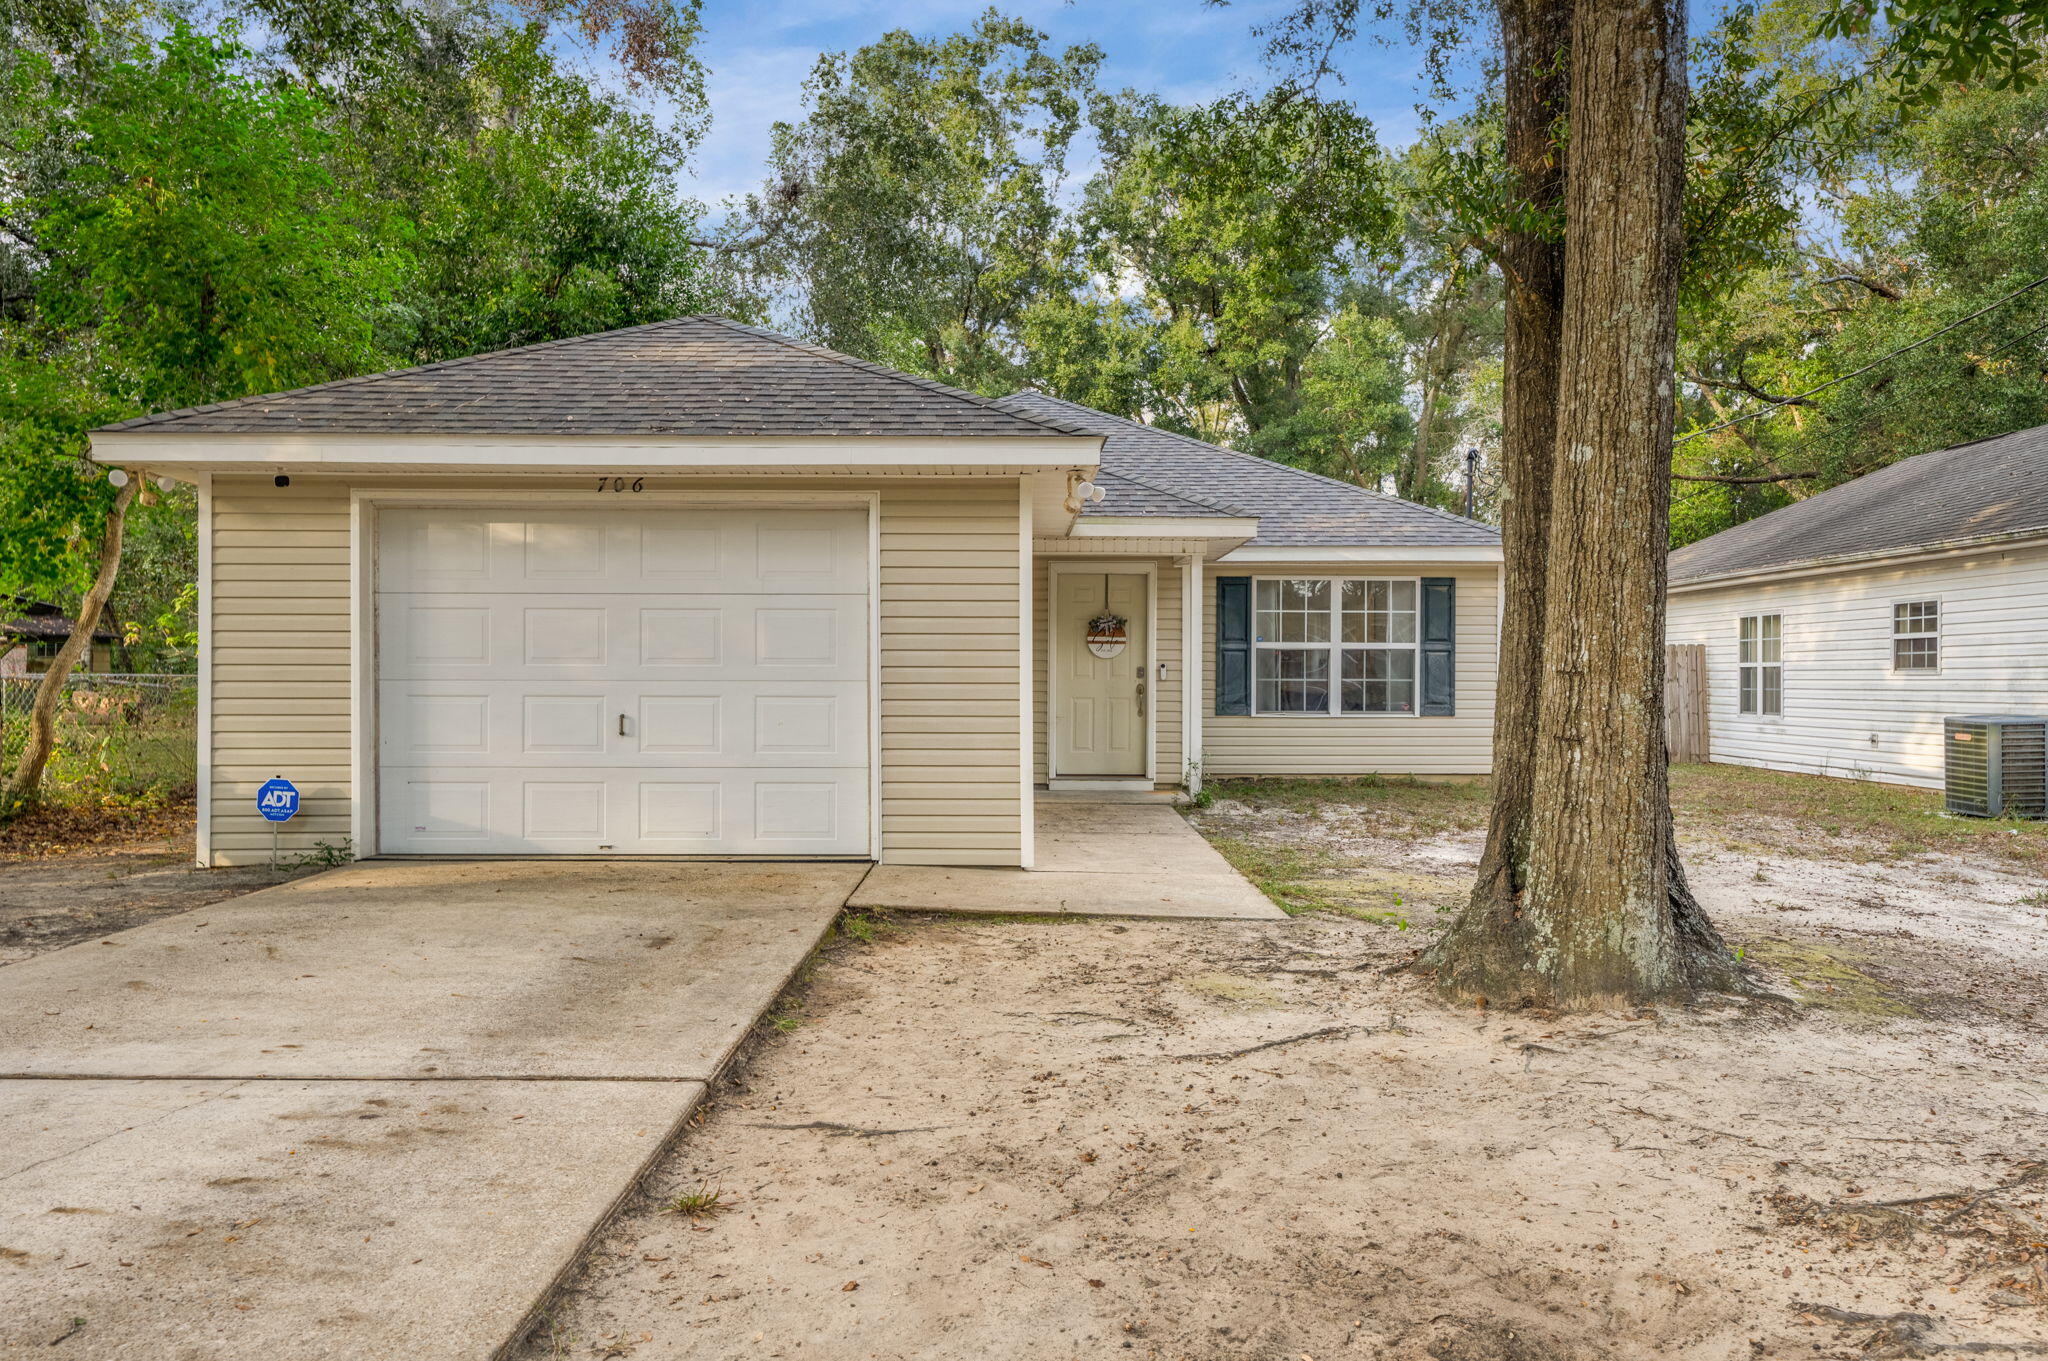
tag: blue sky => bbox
[684,0,1478,209]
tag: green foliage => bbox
[1815,0,2048,105]
[1072,87,1399,452]
[0,23,406,601]
[741,10,1101,394]
[325,16,719,359]
[1672,12,2048,543]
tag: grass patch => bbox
[1670,763,2047,871]
[1200,767,2043,873]
[663,1183,731,1219]
[1203,833,1415,926]
[1740,938,1917,1019]
[837,907,892,943]
[1202,774,1491,821]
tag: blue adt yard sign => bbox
[256,777,300,822]
[257,777,299,870]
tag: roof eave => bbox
[1217,543,1503,563]
[89,430,1106,472]
[1669,527,2048,592]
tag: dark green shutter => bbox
[1419,577,1455,716]
[1216,576,1251,715]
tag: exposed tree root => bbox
[744,1121,947,1138]
[1174,1025,1360,1061]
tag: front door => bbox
[1053,571,1148,777]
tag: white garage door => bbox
[375,506,870,856]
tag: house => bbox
[0,599,118,677]
[1667,422,2048,788]
[88,318,1501,867]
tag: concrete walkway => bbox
[0,860,859,1360]
[851,797,1285,919]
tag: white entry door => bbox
[375,506,870,855]
[1053,571,1148,777]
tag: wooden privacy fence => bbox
[1665,643,1709,763]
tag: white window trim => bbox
[1737,612,1783,717]
[1250,575,1423,718]
[1890,597,1941,674]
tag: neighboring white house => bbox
[88,318,1501,867]
[1667,423,2048,788]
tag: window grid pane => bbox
[1340,647,1416,713]
[1893,600,1938,635]
[1255,646,1330,713]
[1256,578,1330,644]
[1894,636,1938,670]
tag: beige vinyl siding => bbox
[1198,563,1498,777]
[1031,555,1184,788]
[877,480,1023,864]
[204,473,1025,866]
[209,488,354,858]
[1666,541,2048,789]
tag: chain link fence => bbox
[0,674,199,803]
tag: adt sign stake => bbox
[257,777,299,869]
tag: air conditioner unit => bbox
[1944,716,2047,819]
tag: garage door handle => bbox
[618,713,627,737]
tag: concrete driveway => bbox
[0,860,860,1360]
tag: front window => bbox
[1254,578,1417,714]
[1892,600,1939,671]
[1737,614,1782,716]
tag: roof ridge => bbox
[1098,467,1254,518]
[1000,390,1489,528]
[694,319,1098,439]
[97,319,697,432]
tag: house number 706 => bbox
[597,476,646,492]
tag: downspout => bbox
[1181,553,1203,796]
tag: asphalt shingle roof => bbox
[1085,471,1252,520]
[994,392,1499,549]
[1669,422,2048,584]
[94,318,1095,440]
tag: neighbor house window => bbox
[1892,600,1939,671]
[1737,613,1782,716]
[1253,578,1417,714]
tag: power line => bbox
[1673,272,2048,448]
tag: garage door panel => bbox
[376,507,872,857]
[377,594,867,681]
[377,767,866,854]
[380,680,868,768]
[378,508,868,595]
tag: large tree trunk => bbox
[1417,0,1571,992]
[1,478,138,817]
[1422,0,1746,1006]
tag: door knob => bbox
[618,713,628,737]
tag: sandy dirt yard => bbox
[0,801,309,964]
[522,767,2047,1361]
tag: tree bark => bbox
[1416,0,1571,992]
[1421,0,1746,1006]
[1,478,138,817]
